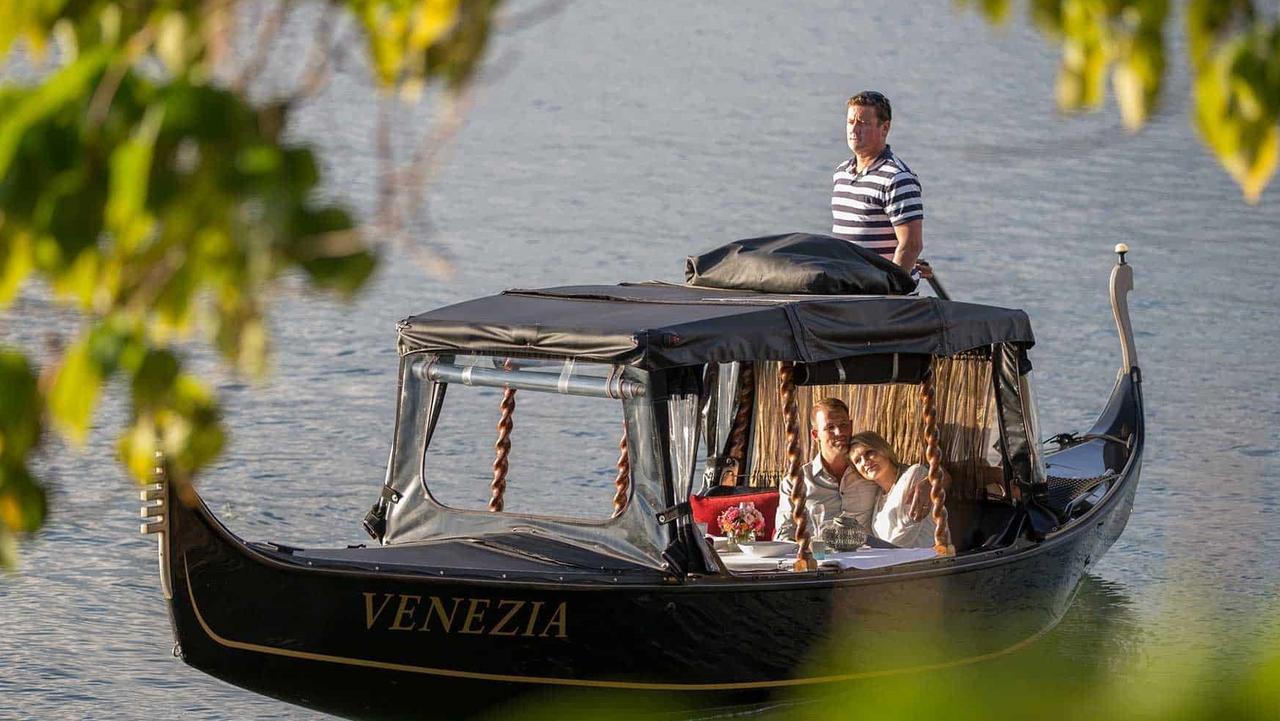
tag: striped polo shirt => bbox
[830,145,923,259]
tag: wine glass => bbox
[810,503,825,541]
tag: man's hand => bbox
[914,259,934,280]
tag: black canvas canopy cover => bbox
[398,284,1033,370]
[399,234,1034,369]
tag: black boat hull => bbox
[153,374,1142,721]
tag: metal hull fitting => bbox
[149,375,1141,721]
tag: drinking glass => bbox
[809,504,827,560]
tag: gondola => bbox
[141,234,1143,720]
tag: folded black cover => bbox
[684,233,916,295]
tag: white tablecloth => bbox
[718,546,938,572]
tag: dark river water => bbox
[3,2,1279,719]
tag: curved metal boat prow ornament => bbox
[140,453,171,601]
[1111,243,1138,375]
[144,236,1143,721]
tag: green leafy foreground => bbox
[500,594,1280,721]
[2,2,1278,568]
[0,0,500,568]
[960,0,1280,203]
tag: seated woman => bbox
[847,431,945,548]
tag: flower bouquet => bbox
[717,501,766,546]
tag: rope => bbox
[921,369,955,556]
[781,363,816,571]
[719,363,755,486]
[612,422,630,516]
[489,387,516,513]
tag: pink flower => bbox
[718,501,763,539]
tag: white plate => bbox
[738,541,797,557]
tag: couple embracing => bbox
[774,398,939,548]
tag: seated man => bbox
[774,398,880,541]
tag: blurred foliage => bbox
[0,0,503,568]
[502,580,1280,721]
[958,0,1280,203]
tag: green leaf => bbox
[118,416,159,483]
[130,347,180,408]
[0,460,48,533]
[1055,0,1109,112]
[0,229,35,306]
[46,320,135,445]
[222,312,268,377]
[155,11,190,75]
[0,0,70,59]
[106,104,163,254]
[48,333,104,444]
[280,147,319,191]
[1240,617,1280,718]
[1193,23,1280,203]
[1113,36,1165,131]
[0,348,42,462]
[235,144,282,176]
[0,0,20,58]
[351,0,491,90]
[49,235,101,307]
[118,368,225,484]
[422,0,499,91]
[299,247,378,297]
[1186,0,1255,70]
[171,375,224,471]
[954,0,1012,26]
[415,0,460,44]
[0,0,505,565]
[0,49,111,180]
[0,527,15,570]
[287,206,374,296]
[1029,0,1065,36]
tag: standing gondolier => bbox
[831,91,925,274]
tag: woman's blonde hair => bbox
[848,430,901,479]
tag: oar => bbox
[916,259,950,300]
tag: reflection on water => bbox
[1014,574,1143,678]
[4,1,1280,719]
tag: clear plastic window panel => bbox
[418,355,636,520]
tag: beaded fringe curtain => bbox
[746,355,996,500]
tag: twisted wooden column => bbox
[920,368,955,556]
[489,387,516,512]
[612,422,630,517]
[781,363,816,571]
[718,364,755,486]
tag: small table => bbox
[718,546,938,573]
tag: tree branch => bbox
[234,0,291,93]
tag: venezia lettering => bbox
[362,593,568,638]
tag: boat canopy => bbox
[398,283,1035,370]
[378,237,1042,569]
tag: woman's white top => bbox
[871,463,938,548]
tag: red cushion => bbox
[689,490,781,541]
